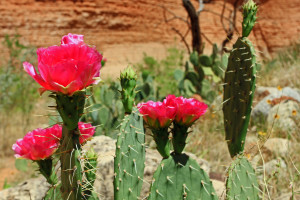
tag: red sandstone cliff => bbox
[0,0,299,57]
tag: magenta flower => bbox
[78,122,95,144]
[23,33,103,95]
[137,101,176,130]
[12,124,61,160]
[164,95,208,126]
[12,122,95,160]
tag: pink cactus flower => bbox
[164,95,208,126]
[78,122,95,144]
[137,101,176,129]
[12,124,62,160]
[12,122,95,160]
[23,33,103,95]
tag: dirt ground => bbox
[0,157,19,189]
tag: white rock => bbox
[264,138,292,157]
[267,101,300,133]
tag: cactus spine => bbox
[223,1,260,199]
[114,68,146,200]
[54,91,86,200]
[83,148,98,199]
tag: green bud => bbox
[120,66,137,114]
[242,0,258,37]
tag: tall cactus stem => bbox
[54,91,86,200]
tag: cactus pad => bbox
[148,154,218,200]
[223,37,256,157]
[114,108,145,200]
[226,155,259,200]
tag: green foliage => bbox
[173,45,228,103]
[3,179,11,190]
[148,154,218,200]
[226,155,259,200]
[114,108,145,200]
[83,83,125,137]
[0,34,38,117]
[136,70,160,102]
[135,48,184,99]
[223,38,257,158]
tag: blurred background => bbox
[0,0,299,199]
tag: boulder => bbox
[267,101,300,133]
[263,138,292,157]
[252,87,300,122]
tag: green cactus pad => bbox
[199,55,213,67]
[223,37,257,157]
[114,107,145,200]
[148,154,218,200]
[242,0,258,37]
[226,155,260,200]
[189,51,199,67]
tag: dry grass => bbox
[258,42,300,88]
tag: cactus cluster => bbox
[14,1,264,200]
[114,67,146,200]
[223,1,260,199]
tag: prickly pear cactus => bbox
[113,107,145,200]
[223,37,257,157]
[148,154,218,200]
[226,155,259,200]
[53,91,86,200]
[223,0,258,158]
